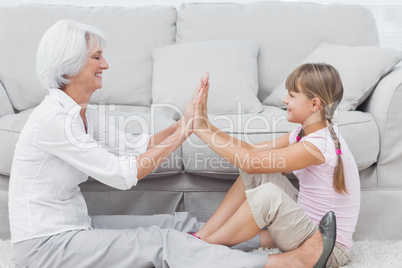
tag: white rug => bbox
[1,239,402,267]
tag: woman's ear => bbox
[311,97,322,112]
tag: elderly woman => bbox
[9,20,334,268]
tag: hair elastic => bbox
[335,149,342,155]
[296,136,301,142]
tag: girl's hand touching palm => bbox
[194,75,210,132]
[181,72,209,136]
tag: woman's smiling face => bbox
[69,42,109,93]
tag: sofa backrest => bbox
[176,2,379,102]
[0,4,177,112]
[0,2,379,112]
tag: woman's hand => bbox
[181,72,209,136]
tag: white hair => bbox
[36,20,107,89]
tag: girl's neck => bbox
[302,120,327,136]
[301,109,327,136]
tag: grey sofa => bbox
[1,2,401,242]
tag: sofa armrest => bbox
[362,66,402,188]
[0,81,14,117]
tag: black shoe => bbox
[313,211,337,268]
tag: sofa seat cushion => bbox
[0,105,182,176]
[182,106,379,177]
[0,4,177,111]
[0,109,32,176]
[0,82,13,118]
[151,40,262,120]
[177,2,379,102]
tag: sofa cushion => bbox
[0,4,176,111]
[182,106,378,176]
[0,105,182,176]
[177,2,379,103]
[0,82,14,118]
[151,40,263,120]
[264,43,402,110]
[0,109,32,176]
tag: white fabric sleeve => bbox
[35,111,138,190]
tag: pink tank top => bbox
[289,125,360,249]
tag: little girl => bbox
[192,63,360,268]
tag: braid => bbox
[326,119,340,149]
[326,119,348,194]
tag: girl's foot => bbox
[187,232,201,239]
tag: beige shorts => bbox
[239,169,352,267]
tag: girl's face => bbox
[282,89,316,124]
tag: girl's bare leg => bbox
[195,176,247,239]
[204,197,324,268]
[203,199,261,247]
[198,177,276,248]
[259,229,277,248]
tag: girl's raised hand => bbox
[193,79,210,132]
[181,72,209,135]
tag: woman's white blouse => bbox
[8,89,150,243]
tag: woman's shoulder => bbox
[33,95,67,121]
[23,95,72,139]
